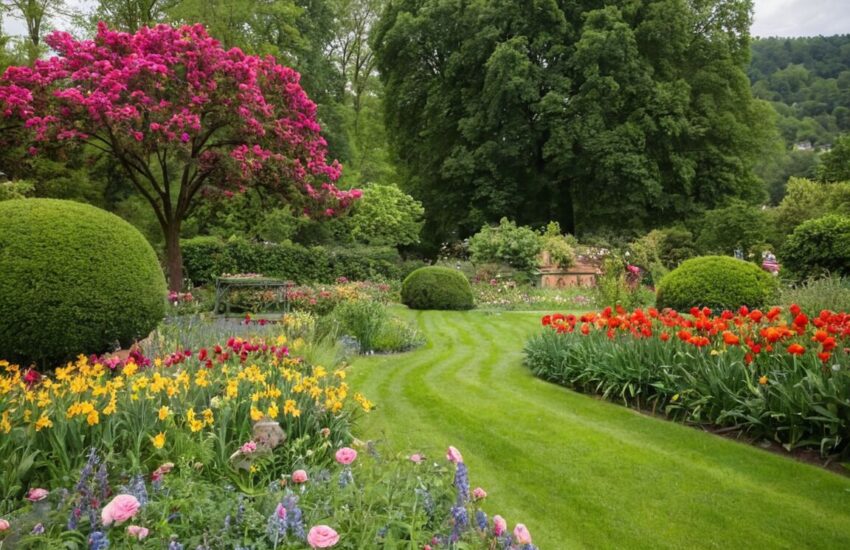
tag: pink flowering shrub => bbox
[0,23,360,290]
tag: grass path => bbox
[349,309,850,549]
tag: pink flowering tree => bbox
[0,23,360,291]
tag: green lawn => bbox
[348,309,850,549]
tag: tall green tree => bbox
[374,0,774,248]
[819,134,850,183]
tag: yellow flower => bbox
[283,399,301,418]
[158,406,170,421]
[0,410,10,434]
[103,391,117,415]
[151,432,166,449]
[186,408,203,432]
[35,413,53,431]
[334,369,346,380]
[267,402,279,419]
[154,358,163,368]
[202,408,214,426]
[226,379,239,399]
[355,392,374,413]
[195,370,210,388]
[250,407,264,422]
[122,361,138,377]
[759,375,768,386]
[86,410,100,426]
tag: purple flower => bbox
[454,462,470,505]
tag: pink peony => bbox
[446,446,464,464]
[0,518,9,531]
[292,469,309,483]
[513,524,532,544]
[472,487,487,500]
[101,494,141,526]
[335,447,357,465]
[493,515,507,536]
[409,453,424,464]
[307,525,339,548]
[240,441,257,454]
[127,525,149,540]
[26,488,48,502]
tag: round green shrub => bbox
[0,199,167,366]
[782,214,850,279]
[655,256,778,311]
[401,266,474,310]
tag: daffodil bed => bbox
[0,316,537,548]
[525,304,850,456]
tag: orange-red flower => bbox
[722,331,740,346]
[787,343,805,356]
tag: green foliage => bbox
[0,199,166,366]
[327,300,422,353]
[695,200,771,257]
[539,221,574,268]
[656,256,779,311]
[0,179,33,201]
[749,36,850,148]
[468,218,542,273]
[781,276,850,315]
[401,267,474,310]
[181,237,406,285]
[782,214,850,279]
[818,134,850,183]
[376,0,772,244]
[594,256,654,310]
[347,183,424,246]
[774,177,850,239]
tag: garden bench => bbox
[213,276,291,315]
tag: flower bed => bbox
[524,305,850,455]
[0,444,538,549]
[0,329,370,510]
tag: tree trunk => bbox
[164,222,184,292]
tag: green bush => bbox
[695,200,770,257]
[0,199,166,365]
[401,267,474,310]
[468,218,542,273]
[782,215,850,279]
[656,256,778,311]
[328,300,423,353]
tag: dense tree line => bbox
[749,35,850,147]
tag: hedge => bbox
[782,214,850,279]
[182,237,422,284]
[0,199,166,366]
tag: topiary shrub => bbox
[0,199,167,366]
[782,215,850,279]
[401,267,474,310]
[655,256,778,311]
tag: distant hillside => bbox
[749,35,850,148]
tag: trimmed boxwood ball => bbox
[0,199,167,366]
[656,256,778,311]
[401,266,474,310]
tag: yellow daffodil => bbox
[151,432,166,449]
[158,406,170,421]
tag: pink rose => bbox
[446,446,463,464]
[292,469,309,483]
[26,488,48,502]
[409,453,424,464]
[240,441,257,454]
[513,524,532,544]
[0,518,9,531]
[493,515,507,536]
[307,525,339,548]
[335,447,357,465]
[127,525,149,540]
[472,487,487,500]
[101,494,141,526]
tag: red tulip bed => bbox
[524,305,850,456]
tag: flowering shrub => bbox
[287,280,394,316]
[0,329,373,509]
[0,445,537,549]
[525,305,850,455]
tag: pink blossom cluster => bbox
[0,23,358,213]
